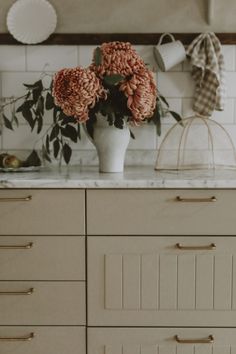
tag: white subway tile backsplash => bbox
[128,124,157,150]
[222,45,236,71]
[158,72,194,98]
[0,46,26,72]
[0,44,236,165]
[225,72,236,97]
[2,125,49,150]
[1,72,52,97]
[78,45,96,67]
[162,98,182,124]
[26,46,78,71]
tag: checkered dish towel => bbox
[186,32,226,117]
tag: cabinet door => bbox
[0,281,85,325]
[88,236,236,326]
[87,190,236,235]
[0,327,85,354]
[0,236,85,280]
[0,189,85,235]
[88,328,236,354]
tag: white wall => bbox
[0,44,236,166]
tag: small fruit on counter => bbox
[2,155,22,168]
[0,153,9,167]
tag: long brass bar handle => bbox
[175,335,214,344]
[176,196,217,203]
[0,332,35,341]
[0,242,33,250]
[0,288,34,295]
[176,243,216,251]
[0,196,32,202]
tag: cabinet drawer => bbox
[0,236,85,280]
[0,281,85,325]
[88,236,236,326]
[88,327,236,354]
[0,327,85,354]
[0,190,85,235]
[87,189,236,235]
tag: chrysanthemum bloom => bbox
[52,67,106,122]
[91,41,146,78]
[120,69,157,124]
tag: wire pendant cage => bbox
[155,115,236,171]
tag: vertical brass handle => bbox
[176,243,216,250]
[0,242,33,250]
[175,334,214,344]
[176,196,217,202]
[0,196,32,202]
[0,288,34,295]
[0,332,35,341]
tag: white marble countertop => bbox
[1,165,236,188]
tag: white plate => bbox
[0,166,41,173]
[7,0,57,44]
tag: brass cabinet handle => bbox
[0,288,34,295]
[0,196,32,202]
[175,334,214,344]
[176,196,217,203]
[0,332,35,341]
[176,243,216,250]
[0,242,33,250]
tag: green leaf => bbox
[13,114,19,127]
[94,47,102,66]
[22,107,34,129]
[36,96,44,115]
[50,124,59,141]
[77,124,81,139]
[42,144,51,162]
[61,125,78,143]
[104,74,124,85]
[61,115,76,125]
[46,92,55,110]
[130,129,135,139]
[23,80,43,90]
[53,139,60,159]
[37,115,43,134]
[3,114,13,130]
[62,143,72,164]
[159,95,169,107]
[16,100,34,113]
[23,150,41,167]
[169,110,183,126]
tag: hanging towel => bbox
[186,32,226,117]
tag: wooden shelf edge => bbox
[1,33,236,45]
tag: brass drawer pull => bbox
[176,243,216,250]
[176,196,217,202]
[0,242,33,250]
[0,332,35,341]
[0,196,32,202]
[175,334,214,344]
[0,288,34,295]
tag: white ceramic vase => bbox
[89,114,130,173]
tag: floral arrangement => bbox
[1,41,181,165]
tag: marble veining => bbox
[1,166,236,188]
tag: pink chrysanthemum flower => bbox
[52,67,106,122]
[120,69,157,124]
[91,41,146,78]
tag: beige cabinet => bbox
[88,236,236,326]
[0,189,86,354]
[0,327,85,354]
[87,189,236,235]
[0,189,85,235]
[88,328,236,354]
